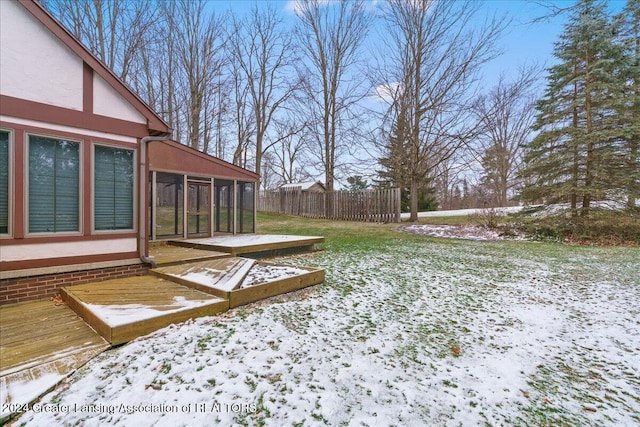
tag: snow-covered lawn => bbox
[401,224,526,241]
[15,234,640,426]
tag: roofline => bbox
[20,0,170,134]
[161,140,260,181]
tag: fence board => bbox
[258,188,401,223]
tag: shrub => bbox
[468,207,503,229]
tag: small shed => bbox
[280,181,326,193]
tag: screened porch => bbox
[147,139,259,241]
[150,172,255,241]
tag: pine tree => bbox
[376,93,412,210]
[377,101,411,192]
[616,0,640,209]
[520,0,626,217]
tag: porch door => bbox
[187,181,211,237]
[215,180,233,233]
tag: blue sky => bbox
[209,0,628,92]
[204,0,629,185]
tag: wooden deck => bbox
[149,244,230,266]
[152,258,256,298]
[169,234,324,257]
[61,276,228,345]
[0,234,326,421]
[0,300,109,419]
[153,258,325,308]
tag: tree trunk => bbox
[409,179,419,222]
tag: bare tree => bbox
[168,0,227,151]
[229,63,254,168]
[472,67,538,206]
[268,117,309,186]
[227,3,299,183]
[374,0,505,221]
[294,0,372,197]
[42,0,158,83]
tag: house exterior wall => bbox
[0,1,257,305]
[0,0,83,111]
[1,238,137,262]
[1,263,148,304]
[0,119,141,275]
[93,73,147,124]
[0,0,171,304]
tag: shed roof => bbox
[280,182,326,191]
[148,140,259,182]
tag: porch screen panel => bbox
[237,182,255,233]
[0,131,8,234]
[29,136,79,233]
[156,173,183,237]
[94,146,134,230]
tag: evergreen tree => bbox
[616,0,640,209]
[520,0,626,217]
[377,98,411,193]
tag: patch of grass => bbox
[513,208,640,246]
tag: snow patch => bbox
[240,265,310,288]
[401,224,525,241]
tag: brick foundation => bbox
[0,264,149,305]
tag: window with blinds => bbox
[0,130,9,235]
[28,135,80,233]
[94,145,134,230]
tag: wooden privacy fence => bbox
[258,188,401,223]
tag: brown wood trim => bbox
[13,130,25,239]
[0,251,139,271]
[149,140,259,182]
[1,232,137,245]
[0,120,137,148]
[83,62,93,113]
[17,0,169,134]
[83,141,91,234]
[0,95,149,138]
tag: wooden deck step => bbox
[151,258,256,299]
[0,300,109,421]
[61,276,228,345]
[169,234,324,257]
[153,258,326,309]
[149,244,230,266]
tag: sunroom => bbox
[147,139,259,241]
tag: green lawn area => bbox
[19,212,640,426]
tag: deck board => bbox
[149,245,230,266]
[152,258,256,296]
[0,300,108,375]
[61,276,229,345]
[0,300,109,421]
[169,234,324,256]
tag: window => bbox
[94,145,134,230]
[0,130,9,235]
[29,135,80,233]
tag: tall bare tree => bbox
[229,62,254,168]
[167,0,227,152]
[375,0,505,221]
[472,67,538,206]
[294,0,371,197]
[268,117,309,186]
[227,3,299,183]
[43,0,158,83]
